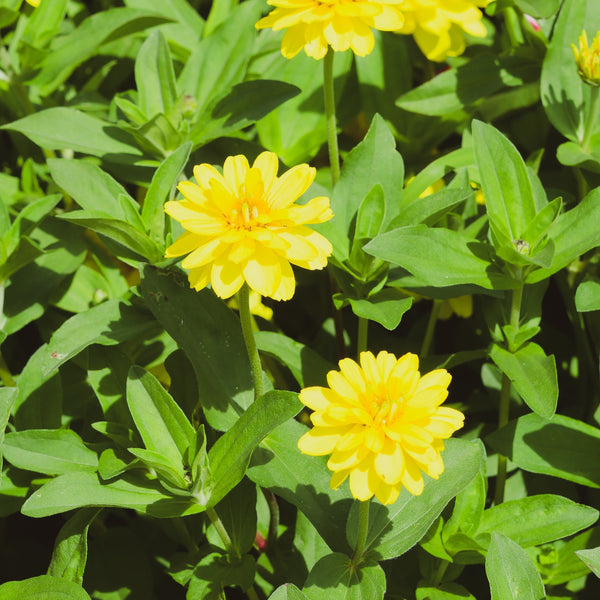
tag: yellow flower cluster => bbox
[164,152,333,301]
[256,0,490,61]
[298,351,464,504]
[572,30,600,87]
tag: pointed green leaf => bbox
[269,584,311,600]
[472,120,539,243]
[365,225,516,290]
[2,429,97,475]
[188,553,256,600]
[347,289,413,330]
[489,342,557,418]
[485,533,545,600]
[208,390,302,507]
[139,264,252,431]
[576,278,600,312]
[126,365,195,469]
[47,508,100,584]
[135,30,177,118]
[487,413,600,487]
[576,547,600,578]
[476,495,598,548]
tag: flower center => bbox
[228,201,260,231]
[371,394,402,427]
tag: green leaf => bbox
[21,471,204,518]
[476,495,598,548]
[347,289,413,330]
[349,438,483,560]
[127,447,189,490]
[179,0,258,113]
[208,390,302,507]
[0,388,17,483]
[29,8,172,94]
[269,584,311,600]
[516,0,560,18]
[364,226,516,290]
[489,342,558,418]
[126,365,195,469]
[3,109,142,160]
[485,533,545,600]
[20,0,67,53]
[191,80,301,147]
[254,331,334,388]
[58,211,162,263]
[303,554,385,600]
[0,575,91,600]
[135,30,177,119]
[247,418,354,554]
[390,188,473,229]
[47,508,100,584]
[576,547,600,578]
[142,142,192,242]
[527,187,600,283]
[41,297,159,375]
[2,429,98,475]
[557,141,600,173]
[472,120,539,243]
[487,413,600,487]
[187,553,255,600]
[323,114,404,263]
[416,583,476,600]
[540,0,600,144]
[576,278,600,312]
[0,236,43,283]
[139,264,252,430]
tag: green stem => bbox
[237,283,264,401]
[323,47,340,186]
[351,500,370,566]
[356,316,368,359]
[206,507,260,600]
[420,300,441,358]
[207,506,238,557]
[262,488,280,550]
[494,279,524,505]
[582,85,600,153]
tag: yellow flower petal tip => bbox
[164,151,333,301]
[572,30,600,87]
[298,351,464,505]
[25,0,40,5]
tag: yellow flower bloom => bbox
[25,0,40,5]
[228,290,274,321]
[255,0,406,59]
[439,295,472,320]
[164,152,333,300]
[298,351,464,504]
[572,30,600,87]
[398,0,490,62]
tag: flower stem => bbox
[206,506,260,600]
[494,279,524,505]
[262,487,280,550]
[238,283,264,401]
[582,85,600,153]
[420,299,441,358]
[356,316,368,359]
[323,47,340,186]
[351,500,370,566]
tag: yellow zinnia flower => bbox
[572,30,600,87]
[398,0,490,62]
[298,351,464,504]
[164,152,333,300]
[255,0,405,59]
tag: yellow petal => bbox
[348,459,377,501]
[328,445,368,471]
[253,152,279,195]
[298,426,350,455]
[271,257,296,301]
[223,155,249,196]
[181,238,225,269]
[401,457,425,496]
[267,164,315,209]
[193,164,226,192]
[165,231,203,258]
[374,439,405,485]
[299,386,333,411]
[210,258,245,299]
[187,265,211,291]
[374,481,401,505]
[242,245,282,298]
[327,369,359,402]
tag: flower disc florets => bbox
[298,351,464,504]
[164,152,333,300]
